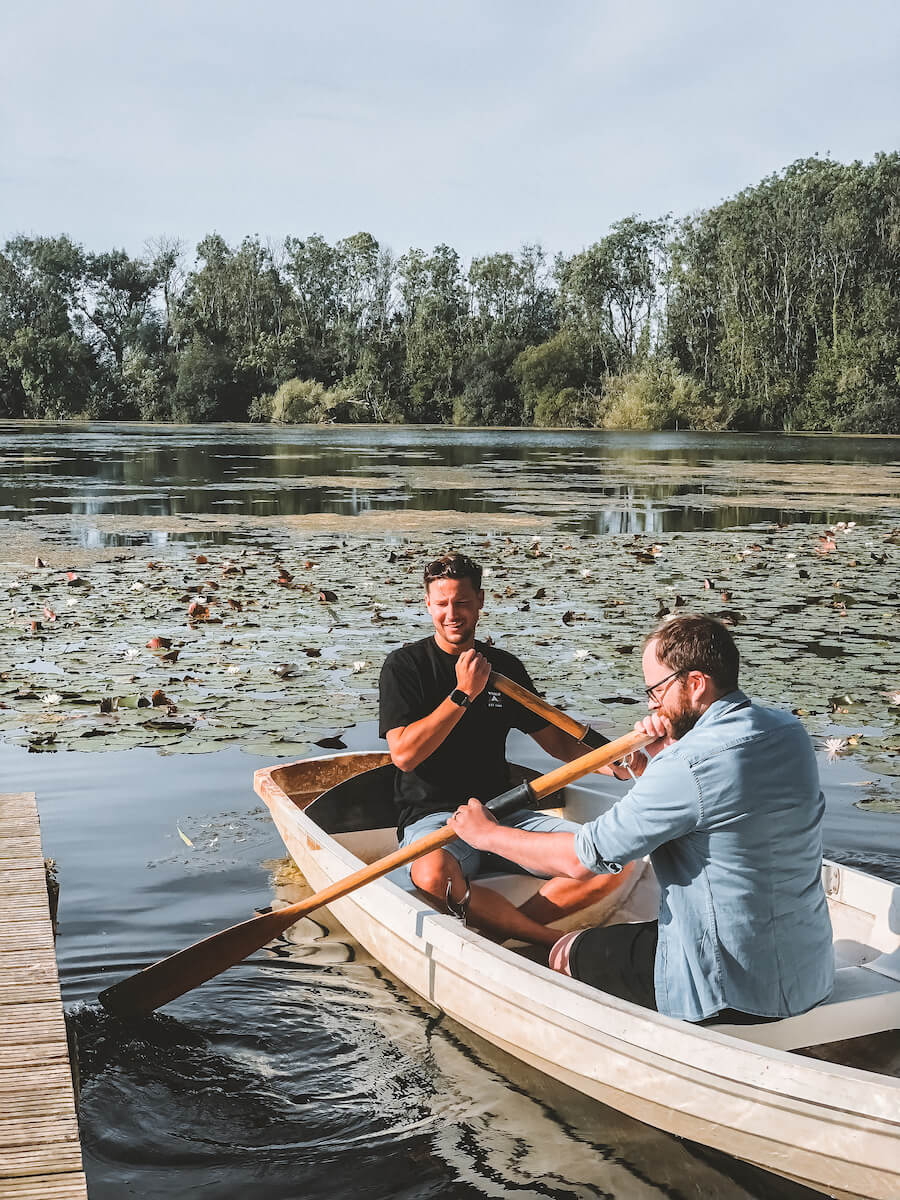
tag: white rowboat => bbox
[255,751,900,1200]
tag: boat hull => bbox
[256,753,899,1200]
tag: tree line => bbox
[2,153,899,432]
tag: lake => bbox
[1,421,898,1199]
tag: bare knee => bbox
[410,850,464,902]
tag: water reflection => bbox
[2,422,898,546]
[69,872,819,1200]
[4,730,889,1200]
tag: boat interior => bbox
[264,753,900,1060]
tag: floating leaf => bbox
[143,716,194,731]
[272,663,299,679]
[177,825,195,847]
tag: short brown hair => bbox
[645,614,739,692]
[424,552,482,591]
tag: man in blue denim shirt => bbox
[450,614,834,1024]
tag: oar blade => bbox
[98,905,297,1017]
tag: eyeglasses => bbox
[643,668,686,703]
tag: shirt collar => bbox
[694,688,749,729]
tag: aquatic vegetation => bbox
[0,518,897,813]
[823,737,849,762]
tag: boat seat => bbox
[712,961,900,1050]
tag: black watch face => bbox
[451,689,470,707]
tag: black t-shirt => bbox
[378,636,548,837]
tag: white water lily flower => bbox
[573,648,590,660]
[226,664,241,674]
[888,692,900,706]
[823,737,848,762]
[65,596,78,607]
[41,693,61,705]
[131,581,145,591]
[352,660,368,673]
[483,567,494,577]
[581,569,592,578]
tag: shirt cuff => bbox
[574,824,623,875]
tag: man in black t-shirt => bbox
[379,552,636,948]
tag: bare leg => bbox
[519,862,636,925]
[410,849,560,948]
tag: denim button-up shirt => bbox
[574,691,834,1022]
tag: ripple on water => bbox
[69,885,821,1200]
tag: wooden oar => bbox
[98,727,652,1018]
[490,672,609,749]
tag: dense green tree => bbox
[511,329,590,423]
[0,236,99,416]
[398,244,467,421]
[556,216,670,380]
[1,153,898,430]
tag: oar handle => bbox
[490,672,609,750]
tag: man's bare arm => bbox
[449,799,594,878]
[386,648,490,771]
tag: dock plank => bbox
[0,1179,87,1200]
[0,793,86,1199]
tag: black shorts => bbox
[568,920,659,1009]
[567,921,780,1026]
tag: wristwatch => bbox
[449,688,471,708]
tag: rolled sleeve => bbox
[574,753,701,874]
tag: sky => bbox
[2,0,899,265]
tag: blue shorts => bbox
[399,808,581,882]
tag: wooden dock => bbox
[0,793,87,1200]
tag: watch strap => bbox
[449,688,471,708]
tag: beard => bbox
[660,686,703,741]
